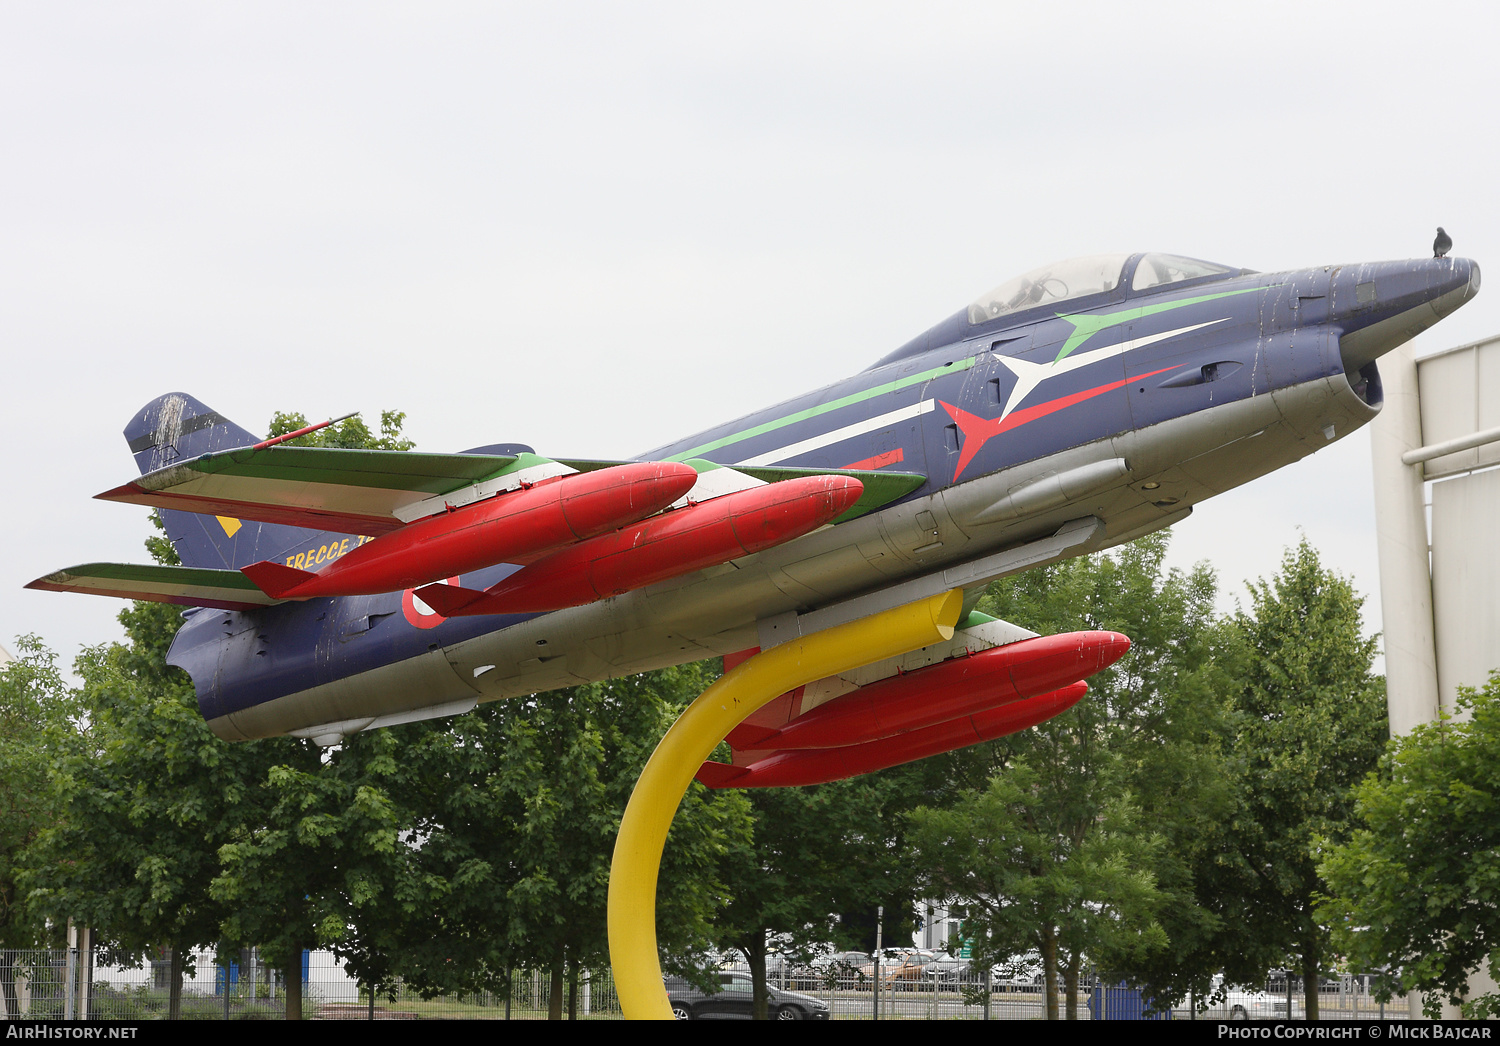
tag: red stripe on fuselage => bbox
[840,447,905,471]
[942,365,1183,480]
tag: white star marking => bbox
[992,319,1228,420]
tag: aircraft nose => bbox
[1427,255,1479,315]
[1335,256,1480,372]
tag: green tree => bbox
[206,659,750,1021]
[346,665,748,1019]
[907,762,1168,1010]
[1319,671,1500,1018]
[712,772,921,1019]
[209,732,410,1020]
[200,407,420,1019]
[908,532,1232,1017]
[266,410,414,451]
[1211,539,1386,1019]
[28,408,415,1020]
[25,406,749,1021]
[25,609,284,1019]
[0,637,82,1014]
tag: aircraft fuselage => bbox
[161,252,1478,741]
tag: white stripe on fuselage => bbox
[734,399,938,467]
[734,319,1226,468]
[994,319,1228,420]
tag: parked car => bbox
[860,949,943,989]
[926,951,973,981]
[717,951,793,980]
[1204,974,1302,1019]
[990,951,1046,992]
[665,972,830,1020]
[802,950,869,989]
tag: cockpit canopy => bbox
[966,253,1235,325]
[870,252,1243,371]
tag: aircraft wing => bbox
[558,459,926,523]
[98,444,927,536]
[26,563,283,611]
[97,445,528,535]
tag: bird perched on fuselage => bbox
[1435,227,1453,258]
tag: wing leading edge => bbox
[26,563,282,612]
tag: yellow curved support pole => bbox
[608,589,964,1019]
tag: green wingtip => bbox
[681,458,726,473]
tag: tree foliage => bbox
[1205,538,1386,1018]
[1319,671,1500,1019]
[909,532,1231,1017]
[303,664,750,1017]
[0,638,84,1017]
[907,761,1168,1009]
[266,410,414,451]
[712,770,921,1018]
[26,409,414,1018]
[0,638,78,949]
[24,609,287,1016]
[20,406,755,1018]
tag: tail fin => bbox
[124,393,328,571]
[125,392,258,475]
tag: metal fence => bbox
[0,948,1400,1020]
[733,965,1401,1021]
[0,950,626,1021]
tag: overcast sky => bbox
[3,1,1496,669]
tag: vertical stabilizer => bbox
[122,393,324,570]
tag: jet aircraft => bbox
[31,251,1479,786]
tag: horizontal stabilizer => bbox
[26,563,284,611]
[240,561,318,600]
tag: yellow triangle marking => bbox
[216,516,242,538]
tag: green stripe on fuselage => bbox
[1054,286,1262,362]
[667,356,978,463]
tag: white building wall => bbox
[1372,332,1500,1017]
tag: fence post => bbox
[76,928,92,1020]
[64,921,77,1021]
